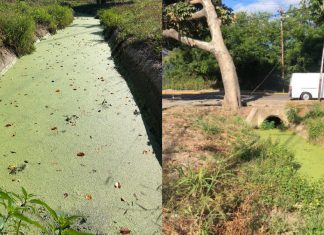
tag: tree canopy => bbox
[163,2,324,91]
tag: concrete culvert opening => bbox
[261,115,283,129]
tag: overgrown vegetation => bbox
[0,1,73,56]
[163,108,324,234]
[163,48,216,90]
[98,0,161,56]
[0,187,90,234]
[286,103,324,144]
[260,120,276,130]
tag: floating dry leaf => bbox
[85,194,92,200]
[5,124,12,127]
[8,165,17,174]
[55,89,60,92]
[77,152,85,157]
[51,127,57,131]
[114,182,121,189]
[120,227,131,234]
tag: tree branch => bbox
[189,0,202,5]
[163,29,212,52]
[190,9,206,19]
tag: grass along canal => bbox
[0,16,161,234]
[257,128,324,180]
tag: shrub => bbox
[32,7,57,32]
[286,107,302,124]
[304,104,324,119]
[260,120,275,130]
[0,14,36,56]
[306,117,324,141]
[47,5,73,29]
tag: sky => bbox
[223,0,301,13]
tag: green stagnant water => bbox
[257,129,324,180]
[0,17,161,234]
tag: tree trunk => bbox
[208,20,241,109]
[203,0,241,109]
[214,51,241,109]
[163,0,241,109]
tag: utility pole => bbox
[318,44,324,101]
[279,9,285,92]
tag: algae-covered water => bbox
[0,17,161,234]
[257,129,324,180]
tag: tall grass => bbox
[164,113,324,234]
[0,14,36,56]
[98,0,161,55]
[0,1,73,56]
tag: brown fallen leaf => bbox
[64,193,68,198]
[55,89,60,92]
[51,127,57,131]
[5,124,12,127]
[8,165,17,174]
[120,227,131,234]
[114,182,121,189]
[77,152,85,157]
[85,194,92,200]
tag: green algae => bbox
[256,129,324,180]
[0,17,161,234]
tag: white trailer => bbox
[289,73,324,100]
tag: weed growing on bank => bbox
[286,104,324,145]
[0,14,36,56]
[163,110,324,234]
[0,1,73,56]
[0,187,90,234]
[98,0,161,55]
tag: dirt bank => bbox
[103,27,162,159]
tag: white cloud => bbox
[233,0,301,13]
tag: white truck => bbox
[289,73,324,100]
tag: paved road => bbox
[162,91,290,109]
[0,17,161,234]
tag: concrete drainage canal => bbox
[0,16,161,234]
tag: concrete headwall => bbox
[246,107,288,127]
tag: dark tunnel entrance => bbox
[261,115,283,129]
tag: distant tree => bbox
[302,0,324,23]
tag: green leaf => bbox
[62,228,93,235]
[12,212,47,232]
[0,192,12,201]
[29,199,58,221]
[67,215,82,222]
[21,187,28,199]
